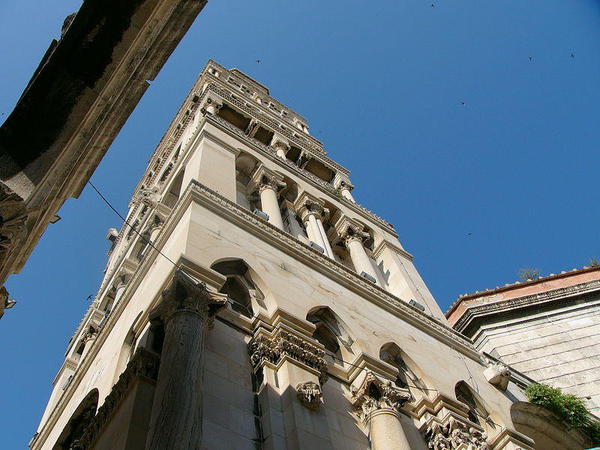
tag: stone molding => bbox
[422,416,489,450]
[296,381,323,411]
[451,279,600,333]
[74,349,160,450]
[350,371,411,421]
[248,325,328,382]
[249,165,287,194]
[152,269,228,324]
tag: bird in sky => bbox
[431,3,435,7]
[528,56,533,61]
[570,53,575,58]
[467,232,473,236]
[256,59,261,63]
[460,101,466,106]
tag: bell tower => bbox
[32,61,538,450]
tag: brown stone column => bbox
[145,270,227,450]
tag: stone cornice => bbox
[452,279,600,334]
[373,240,414,262]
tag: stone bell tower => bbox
[32,61,551,450]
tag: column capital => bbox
[294,191,329,222]
[152,270,228,323]
[202,96,223,115]
[333,173,354,191]
[334,215,369,245]
[350,371,411,421]
[422,416,488,450]
[270,133,290,152]
[249,165,287,194]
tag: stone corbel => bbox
[296,381,323,411]
[483,362,511,391]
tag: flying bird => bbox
[460,101,466,106]
[570,53,575,58]
[431,3,435,7]
[256,59,261,63]
[467,232,473,236]
[528,56,533,61]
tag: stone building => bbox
[32,61,585,449]
[0,0,208,317]
[447,265,600,417]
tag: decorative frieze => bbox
[248,327,327,382]
[350,371,411,420]
[296,381,323,411]
[74,349,160,450]
[422,417,489,450]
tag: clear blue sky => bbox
[1,0,599,446]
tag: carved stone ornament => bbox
[133,186,161,209]
[73,349,160,450]
[296,381,323,411]
[423,417,489,450]
[154,270,228,324]
[483,363,511,391]
[248,329,328,382]
[350,371,412,421]
[0,182,27,268]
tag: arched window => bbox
[379,343,428,393]
[211,259,263,318]
[53,389,98,450]
[455,381,490,425]
[307,307,356,366]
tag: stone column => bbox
[334,217,377,281]
[250,166,286,230]
[145,270,227,450]
[351,372,412,450]
[295,192,334,258]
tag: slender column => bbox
[270,134,290,160]
[250,166,286,230]
[145,270,227,450]
[351,372,412,450]
[345,235,377,282]
[259,184,285,230]
[295,192,334,258]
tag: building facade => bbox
[32,61,581,450]
[447,266,600,417]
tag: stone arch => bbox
[234,151,260,211]
[510,401,591,450]
[162,168,184,208]
[306,306,358,367]
[113,312,143,383]
[210,258,269,317]
[53,389,99,450]
[379,342,431,398]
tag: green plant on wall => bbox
[525,383,600,445]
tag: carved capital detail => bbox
[0,182,27,269]
[296,381,323,411]
[153,270,228,323]
[351,371,411,421]
[248,327,327,382]
[423,417,489,450]
[250,166,287,194]
[294,192,328,222]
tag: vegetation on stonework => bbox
[525,383,600,444]
[518,268,540,281]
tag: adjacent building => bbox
[447,265,600,416]
[32,61,586,450]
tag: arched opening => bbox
[163,169,184,208]
[235,152,260,211]
[455,381,490,425]
[307,306,356,366]
[379,343,429,395]
[53,389,99,450]
[211,259,264,318]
